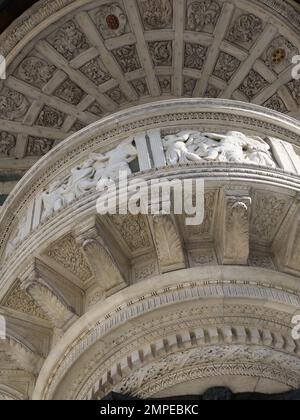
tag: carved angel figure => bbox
[67,159,97,199]
[91,139,137,186]
[243,136,276,168]
[0,132,16,155]
[140,0,173,29]
[200,131,276,168]
[41,180,68,221]
[163,131,203,165]
[40,139,137,222]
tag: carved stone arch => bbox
[0,384,24,401]
[31,266,300,400]
[111,345,300,399]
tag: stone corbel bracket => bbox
[3,335,44,375]
[148,214,186,273]
[19,260,79,331]
[216,187,252,265]
[74,216,129,297]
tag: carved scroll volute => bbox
[149,215,186,273]
[216,188,251,265]
[21,275,77,330]
[74,218,127,297]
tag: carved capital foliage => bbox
[216,188,251,265]
[20,271,77,330]
[149,215,185,273]
[74,218,127,296]
[2,337,43,375]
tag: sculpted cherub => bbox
[90,138,137,187]
[199,131,276,168]
[41,180,68,221]
[163,130,203,165]
[200,131,248,163]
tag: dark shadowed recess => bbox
[0,0,39,34]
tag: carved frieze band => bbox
[4,128,298,260]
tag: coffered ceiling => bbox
[0,0,299,182]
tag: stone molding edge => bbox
[0,166,300,291]
[1,99,300,259]
[0,0,299,59]
[83,329,300,400]
[32,266,300,400]
[122,357,300,399]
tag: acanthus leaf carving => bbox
[238,70,268,100]
[109,214,152,252]
[287,80,300,105]
[228,14,263,45]
[113,45,141,73]
[80,58,111,86]
[48,20,89,61]
[0,88,29,120]
[139,0,173,30]
[74,219,127,294]
[251,192,289,244]
[3,336,43,375]
[184,43,207,70]
[54,79,85,105]
[21,277,77,330]
[36,106,65,128]
[149,41,173,66]
[26,137,54,157]
[150,214,185,273]
[46,235,92,283]
[216,188,251,265]
[186,0,221,33]
[0,131,16,156]
[264,95,287,114]
[16,56,56,89]
[81,238,125,294]
[3,282,47,320]
[213,52,240,82]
